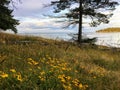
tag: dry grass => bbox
[0,32,120,90]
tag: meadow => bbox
[0,32,120,90]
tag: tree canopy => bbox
[0,0,19,33]
[50,0,118,43]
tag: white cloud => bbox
[109,5,120,27]
[17,17,71,33]
[13,0,54,17]
[12,0,120,34]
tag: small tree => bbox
[0,0,19,33]
[50,0,118,43]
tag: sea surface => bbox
[87,32,120,48]
[19,32,120,48]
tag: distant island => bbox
[96,28,120,33]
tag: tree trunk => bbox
[78,0,83,44]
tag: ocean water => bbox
[87,32,120,48]
[19,32,72,41]
[19,32,120,48]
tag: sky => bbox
[11,0,120,34]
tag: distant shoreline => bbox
[96,28,120,33]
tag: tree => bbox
[0,0,19,33]
[50,0,118,43]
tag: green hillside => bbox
[0,32,120,90]
[96,28,120,33]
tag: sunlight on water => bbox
[87,32,120,48]
[19,32,120,48]
[19,32,72,41]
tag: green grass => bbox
[96,27,120,33]
[0,32,120,90]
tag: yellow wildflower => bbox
[63,84,72,90]
[27,58,39,65]
[0,73,8,78]
[58,74,66,83]
[40,71,45,75]
[72,79,80,87]
[16,73,22,82]
[27,58,33,61]
[65,76,71,81]
[61,67,66,71]
[79,83,83,89]
[28,61,33,65]
[10,69,16,73]
[32,61,39,65]
[61,78,66,83]
[38,76,45,81]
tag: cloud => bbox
[12,0,65,33]
[109,5,120,27]
[13,0,120,34]
[16,17,72,33]
[13,0,54,17]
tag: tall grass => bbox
[0,32,120,90]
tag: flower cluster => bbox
[0,71,8,78]
[0,69,23,82]
[27,58,39,65]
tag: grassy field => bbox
[96,28,120,33]
[0,32,120,90]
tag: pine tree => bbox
[51,0,118,43]
[0,0,19,33]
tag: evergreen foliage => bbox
[51,0,118,43]
[0,0,19,33]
